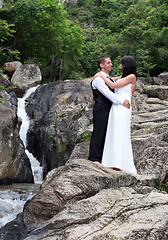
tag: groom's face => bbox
[101,57,113,74]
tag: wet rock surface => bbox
[0,102,33,184]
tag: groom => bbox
[88,56,130,164]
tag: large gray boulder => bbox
[11,64,42,97]
[25,78,93,178]
[0,159,167,240]
[0,100,33,184]
[8,159,167,240]
[3,61,22,77]
[158,72,168,84]
[0,74,168,239]
[23,159,137,233]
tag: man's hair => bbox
[120,56,137,78]
[97,56,110,70]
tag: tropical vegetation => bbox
[0,0,168,81]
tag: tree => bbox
[2,0,83,80]
[0,19,19,64]
[1,0,168,79]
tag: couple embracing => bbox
[88,55,137,175]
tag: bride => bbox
[94,56,137,174]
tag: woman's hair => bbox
[120,56,137,78]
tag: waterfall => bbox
[0,183,40,229]
[0,186,34,229]
[17,86,43,184]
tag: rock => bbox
[8,90,18,112]
[0,90,13,109]
[25,186,168,240]
[24,159,136,232]
[0,159,166,240]
[158,72,168,84]
[129,80,168,184]
[0,72,18,112]
[0,74,168,240]
[3,61,22,77]
[23,159,138,232]
[0,101,33,184]
[25,79,93,178]
[0,71,12,88]
[0,213,27,240]
[143,84,168,100]
[69,138,168,188]
[11,64,42,97]
[138,76,165,86]
[69,141,90,160]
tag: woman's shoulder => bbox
[126,74,136,79]
[125,74,136,83]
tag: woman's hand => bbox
[92,72,115,89]
[93,72,102,79]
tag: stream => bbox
[0,86,43,229]
[0,183,40,229]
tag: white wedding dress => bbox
[102,79,137,174]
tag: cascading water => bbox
[17,85,43,184]
[0,86,43,229]
[0,184,37,229]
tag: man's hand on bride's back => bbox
[122,99,130,109]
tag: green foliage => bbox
[110,56,122,76]
[0,83,16,104]
[5,0,67,61]
[145,129,151,134]
[1,0,168,80]
[1,0,83,80]
[136,49,156,77]
[0,82,15,91]
[49,135,56,147]
[0,19,15,42]
[0,85,4,91]
[58,142,66,155]
[65,0,168,77]
[0,18,19,63]
[155,182,168,193]
[81,132,91,142]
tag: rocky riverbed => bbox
[0,65,168,239]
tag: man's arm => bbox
[92,77,130,108]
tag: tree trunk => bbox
[59,59,63,80]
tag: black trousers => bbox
[88,105,111,163]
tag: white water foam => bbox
[0,189,34,228]
[17,86,43,184]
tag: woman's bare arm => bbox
[110,76,122,82]
[94,73,136,89]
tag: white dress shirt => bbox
[92,71,124,105]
